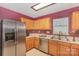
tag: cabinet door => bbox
[72,12,79,32]
[48,40,58,56]
[71,48,79,56]
[34,37,40,48]
[26,37,40,50]
[26,38,34,50]
[71,44,79,56]
[59,45,70,56]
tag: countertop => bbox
[26,33,79,45]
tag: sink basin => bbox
[67,36,73,42]
[75,37,79,42]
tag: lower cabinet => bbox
[34,37,40,48]
[58,42,71,56]
[48,40,58,56]
[26,37,79,56]
[48,40,79,56]
[71,48,79,56]
[26,37,34,50]
[26,37,40,51]
[71,44,79,56]
[48,40,71,56]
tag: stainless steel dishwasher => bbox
[39,35,48,53]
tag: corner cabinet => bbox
[25,37,40,51]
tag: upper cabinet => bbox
[20,17,51,30]
[72,11,79,34]
[34,17,51,30]
[21,17,34,30]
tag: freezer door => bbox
[2,20,16,56]
[16,22,26,56]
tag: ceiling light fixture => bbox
[31,3,55,11]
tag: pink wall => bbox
[0,6,79,35]
[0,6,79,20]
[0,7,33,20]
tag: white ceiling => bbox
[0,3,79,18]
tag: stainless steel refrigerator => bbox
[0,19,26,56]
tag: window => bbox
[53,17,69,35]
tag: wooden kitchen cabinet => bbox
[58,42,71,56]
[34,37,40,48]
[71,44,79,56]
[72,12,79,32]
[26,37,34,50]
[21,17,34,30]
[48,40,58,56]
[48,39,79,56]
[71,48,79,56]
[26,37,40,51]
[26,37,79,56]
[34,17,51,30]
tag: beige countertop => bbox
[26,33,79,45]
[50,38,79,45]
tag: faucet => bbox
[58,31,69,41]
[58,31,62,40]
